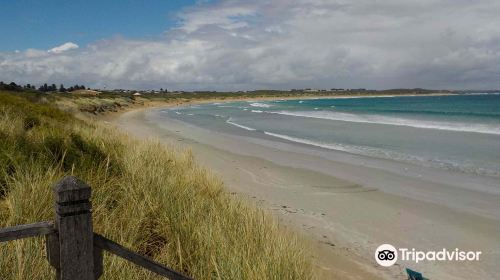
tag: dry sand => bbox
[106,103,500,280]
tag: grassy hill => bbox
[0,90,313,279]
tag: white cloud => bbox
[48,42,79,54]
[1,0,500,90]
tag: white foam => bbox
[251,110,263,113]
[226,118,256,131]
[269,111,500,135]
[463,92,500,96]
[264,131,354,152]
[263,131,500,176]
[263,131,398,156]
[249,102,273,108]
[262,132,422,162]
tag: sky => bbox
[1,0,500,91]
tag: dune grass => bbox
[0,91,314,279]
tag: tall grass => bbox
[0,91,314,279]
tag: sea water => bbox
[162,94,500,177]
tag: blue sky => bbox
[0,0,196,51]
[1,0,500,90]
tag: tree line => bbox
[0,81,87,93]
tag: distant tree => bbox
[43,83,48,92]
[0,82,23,91]
[10,82,21,90]
[59,84,66,92]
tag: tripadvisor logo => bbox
[375,244,482,267]
[375,244,398,267]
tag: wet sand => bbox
[110,107,500,280]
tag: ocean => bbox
[161,94,500,177]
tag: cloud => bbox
[47,42,79,54]
[1,0,500,90]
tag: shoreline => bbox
[102,93,500,280]
[98,92,455,121]
[108,108,388,279]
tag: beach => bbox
[110,96,500,280]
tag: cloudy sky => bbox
[1,0,500,90]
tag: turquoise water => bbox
[162,94,500,177]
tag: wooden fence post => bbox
[2,175,190,279]
[52,176,95,280]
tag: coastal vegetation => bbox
[1,80,451,115]
[0,90,313,279]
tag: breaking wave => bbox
[269,111,500,135]
[226,118,256,131]
[263,131,500,176]
[249,102,273,108]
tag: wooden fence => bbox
[0,176,193,280]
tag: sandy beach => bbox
[7,1,500,279]
[108,101,500,280]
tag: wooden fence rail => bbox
[0,176,193,280]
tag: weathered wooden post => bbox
[48,176,96,280]
[2,176,189,279]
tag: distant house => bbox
[133,92,142,96]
